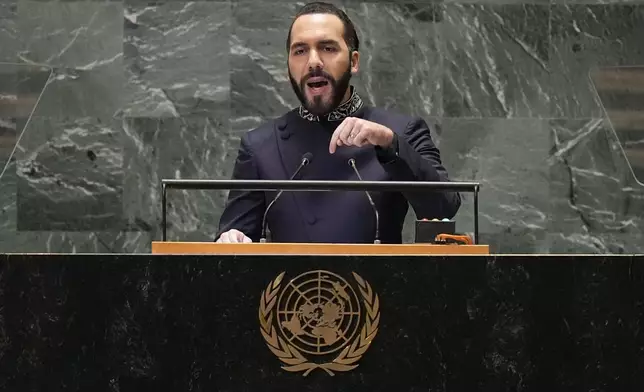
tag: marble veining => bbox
[0,1,643,253]
[442,4,551,118]
[121,2,230,118]
[0,3,18,63]
[16,117,124,231]
[17,1,123,69]
[440,118,550,253]
[548,118,644,253]
[121,116,234,242]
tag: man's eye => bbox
[324,47,336,52]
[293,49,305,55]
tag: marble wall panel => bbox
[16,117,124,231]
[548,118,644,253]
[0,64,52,123]
[17,1,123,68]
[9,1,126,237]
[550,5,644,117]
[30,66,124,119]
[439,118,550,253]
[0,0,643,254]
[553,0,644,6]
[121,115,233,243]
[0,159,123,253]
[348,3,443,118]
[441,4,551,118]
[121,1,230,118]
[15,1,125,119]
[0,3,19,63]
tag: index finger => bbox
[329,118,348,154]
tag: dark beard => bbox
[289,66,352,117]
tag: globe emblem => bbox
[276,270,362,355]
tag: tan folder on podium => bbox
[151,241,489,255]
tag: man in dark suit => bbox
[216,1,460,243]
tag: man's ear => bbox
[350,50,360,74]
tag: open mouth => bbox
[307,80,329,88]
[305,77,330,97]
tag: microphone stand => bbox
[260,154,312,242]
[348,158,381,244]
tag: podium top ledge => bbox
[150,241,489,256]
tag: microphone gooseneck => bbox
[260,153,313,243]
[348,158,381,244]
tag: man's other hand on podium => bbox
[216,229,252,243]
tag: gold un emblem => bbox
[259,270,380,376]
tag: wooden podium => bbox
[151,241,489,255]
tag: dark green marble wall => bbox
[0,1,643,253]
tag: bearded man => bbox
[216,2,460,244]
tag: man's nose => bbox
[307,49,323,69]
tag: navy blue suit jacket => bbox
[216,106,461,243]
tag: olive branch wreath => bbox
[258,271,380,376]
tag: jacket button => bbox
[280,131,291,140]
[307,216,317,225]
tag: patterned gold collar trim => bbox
[298,87,364,122]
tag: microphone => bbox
[260,152,313,243]
[348,158,381,244]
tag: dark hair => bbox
[286,2,360,52]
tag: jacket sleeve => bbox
[215,134,266,241]
[375,117,461,219]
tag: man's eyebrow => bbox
[291,39,340,49]
[290,42,308,49]
[318,39,340,46]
